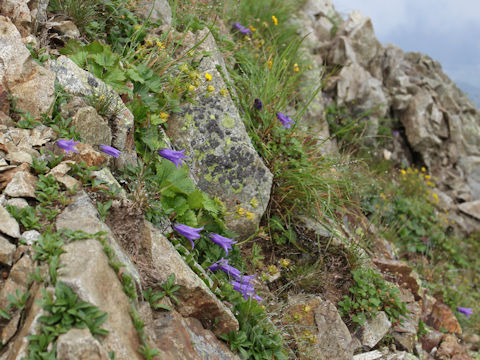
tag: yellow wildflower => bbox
[156,40,165,49]
[280,258,291,267]
[431,192,439,203]
[205,72,212,81]
[179,64,189,73]
[145,38,154,46]
[220,88,229,97]
[245,211,255,220]
[188,84,196,92]
[293,313,302,322]
[267,59,273,69]
[267,265,278,275]
[421,166,426,172]
[237,207,246,216]
[250,197,259,208]
[272,15,278,25]
[426,181,435,187]
[207,85,215,92]
[424,175,431,180]
[133,24,142,31]
[98,94,105,101]
[249,25,256,32]
[400,169,406,175]
[302,305,311,313]
[293,63,300,72]
[159,112,170,120]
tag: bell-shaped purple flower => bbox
[209,233,237,255]
[99,145,121,158]
[254,98,263,110]
[57,138,79,154]
[231,280,262,302]
[276,112,295,129]
[173,223,204,249]
[456,307,473,318]
[233,22,251,34]
[158,148,187,168]
[208,258,242,279]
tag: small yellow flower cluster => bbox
[159,112,170,120]
[279,258,291,267]
[236,206,255,220]
[293,63,300,72]
[272,15,278,26]
[205,72,212,81]
[267,264,278,275]
[301,330,317,344]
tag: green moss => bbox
[231,183,243,194]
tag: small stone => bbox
[6,198,29,209]
[47,161,81,190]
[71,106,112,146]
[0,234,16,266]
[20,230,41,246]
[373,258,422,299]
[0,204,20,239]
[426,302,462,334]
[421,330,443,353]
[56,328,110,360]
[1,312,21,344]
[4,171,37,198]
[353,350,384,360]
[49,20,80,38]
[355,311,392,349]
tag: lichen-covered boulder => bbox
[166,29,273,239]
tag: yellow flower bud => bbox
[207,85,215,92]
[205,73,212,81]
[272,15,278,26]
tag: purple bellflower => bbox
[57,138,79,154]
[276,112,295,129]
[209,233,237,255]
[158,148,187,168]
[173,223,204,249]
[99,145,121,158]
[254,98,263,110]
[456,307,473,318]
[231,280,262,302]
[233,22,251,34]
[208,258,242,279]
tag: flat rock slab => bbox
[373,258,422,300]
[458,200,480,220]
[0,234,16,266]
[57,328,110,360]
[355,311,391,349]
[59,239,143,360]
[142,221,238,336]
[4,170,37,198]
[0,204,20,239]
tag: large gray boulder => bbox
[166,29,273,239]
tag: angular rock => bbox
[56,328,111,360]
[4,170,37,198]
[141,221,239,336]
[20,230,41,246]
[49,56,136,169]
[151,310,239,360]
[286,295,356,360]
[458,200,480,220]
[167,29,273,239]
[58,239,143,360]
[373,258,422,300]
[353,351,384,360]
[135,0,172,25]
[426,302,462,334]
[47,160,81,190]
[421,330,443,353]
[5,197,29,209]
[56,192,142,294]
[90,168,127,199]
[383,352,419,360]
[0,254,33,310]
[0,163,30,191]
[0,234,16,266]
[436,334,472,360]
[0,204,20,239]
[0,16,55,116]
[355,311,391,349]
[71,106,112,146]
[0,0,31,36]
[1,311,21,344]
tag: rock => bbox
[0,16,55,116]
[436,334,472,360]
[47,160,81,190]
[0,0,31,36]
[151,310,240,360]
[71,106,112,146]
[383,352,419,360]
[0,163,30,191]
[353,350,384,360]
[373,258,422,300]
[20,230,41,245]
[355,311,391,349]
[90,168,127,199]
[426,302,462,334]
[167,29,273,239]
[0,234,16,266]
[392,302,421,352]
[58,239,143,360]
[0,204,20,239]
[49,56,137,169]
[55,142,107,168]
[56,192,142,295]
[135,0,172,25]
[458,200,480,220]
[5,197,29,209]
[0,254,33,309]
[56,328,110,360]
[141,221,239,336]
[48,20,80,39]
[4,170,37,198]
[286,295,356,360]
[421,330,444,353]
[1,311,21,344]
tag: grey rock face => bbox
[71,106,112,146]
[166,29,273,239]
[135,0,172,25]
[0,234,15,266]
[4,170,37,198]
[0,16,55,116]
[0,204,20,239]
[355,311,392,349]
[56,327,111,360]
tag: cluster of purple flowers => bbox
[171,223,261,302]
[57,139,122,158]
[209,258,262,302]
[252,99,296,129]
[456,307,473,318]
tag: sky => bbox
[330,0,480,90]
